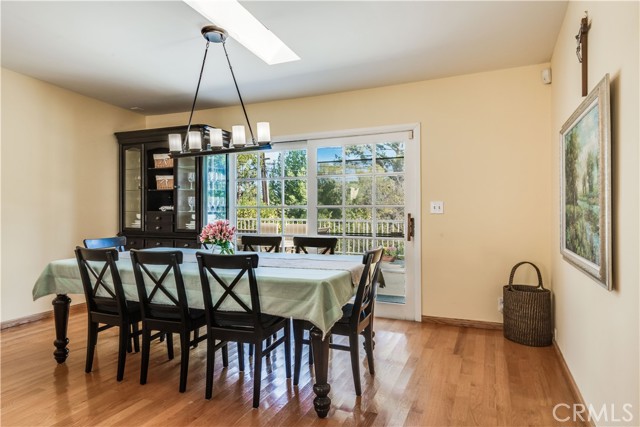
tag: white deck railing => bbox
[236,218,404,256]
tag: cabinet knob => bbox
[155,226,161,230]
[155,216,161,220]
[183,243,189,248]
[155,242,161,246]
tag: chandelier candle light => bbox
[168,25,272,158]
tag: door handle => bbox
[407,213,415,241]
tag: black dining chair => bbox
[241,235,282,253]
[239,235,282,348]
[293,247,383,395]
[293,236,338,255]
[196,252,292,407]
[292,235,339,363]
[131,249,227,393]
[83,236,127,252]
[240,235,283,357]
[75,246,140,381]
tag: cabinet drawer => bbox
[147,213,174,223]
[146,223,173,232]
[144,239,174,248]
[146,213,173,232]
[174,239,201,249]
[125,238,144,250]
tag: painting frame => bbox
[560,74,612,290]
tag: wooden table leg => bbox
[310,326,331,418]
[52,294,71,364]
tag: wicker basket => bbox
[503,261,552,347]
[155,175,174,190]
[153,153,174,169]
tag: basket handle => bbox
[508,261,544,290]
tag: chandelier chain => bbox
[222,40,255,143]
[183,40,210,151]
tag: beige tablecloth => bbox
[32,250,363,336]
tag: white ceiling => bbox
[1,1,568,115]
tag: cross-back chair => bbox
[293,246,383,395]
[241,235,282,253]
[196,252,291,407]
[238,235,282,357]
[83,236,127,252]
[75,246,140,381]
[293,236,338,255]
[131,249,226,393]
[291,235,339,362]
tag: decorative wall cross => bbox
[575,12,591,96]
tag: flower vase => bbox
[213,242,234,255]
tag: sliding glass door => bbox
[229,128,420,320]
[308,132,417,319]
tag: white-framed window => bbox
[230,133,407,256]
[231,142,308,246]
[307,133,406,255]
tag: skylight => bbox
[183,0,300,65]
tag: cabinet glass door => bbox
[203,155,228,224]
[176,157,197,231]
[123,146,142,229]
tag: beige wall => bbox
[550,2,639,424]
[0,68,145,322]
[148,63,552,324]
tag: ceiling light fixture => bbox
[169,25,272,158]
[183,0,300,65]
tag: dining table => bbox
[32,249,365,418]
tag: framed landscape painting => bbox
[560,74,612,290]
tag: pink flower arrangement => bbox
[200,220,236,254]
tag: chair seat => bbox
[147,308,205,322]
[336,303,354,323]
[336,303,368,324]
[95,299,140,315]
[214,313,284,329]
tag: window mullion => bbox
[229,154,238,226]
[307,144,318,235]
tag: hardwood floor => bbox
[1,307,585,426]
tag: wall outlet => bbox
[430,201,444,214]
[497,296,504,313]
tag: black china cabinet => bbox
[115,125,230,250]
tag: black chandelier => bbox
[169,25,272,158]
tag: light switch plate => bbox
[430,201,444,214]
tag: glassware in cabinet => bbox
[176,156,197,231]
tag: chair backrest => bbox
[349,247,384,327]
[293,236,338,255]
[130,250,190,323]
[241,235,282,253]
[196,253,264,331]
[75,247,127,316]
[83,236,127,252]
